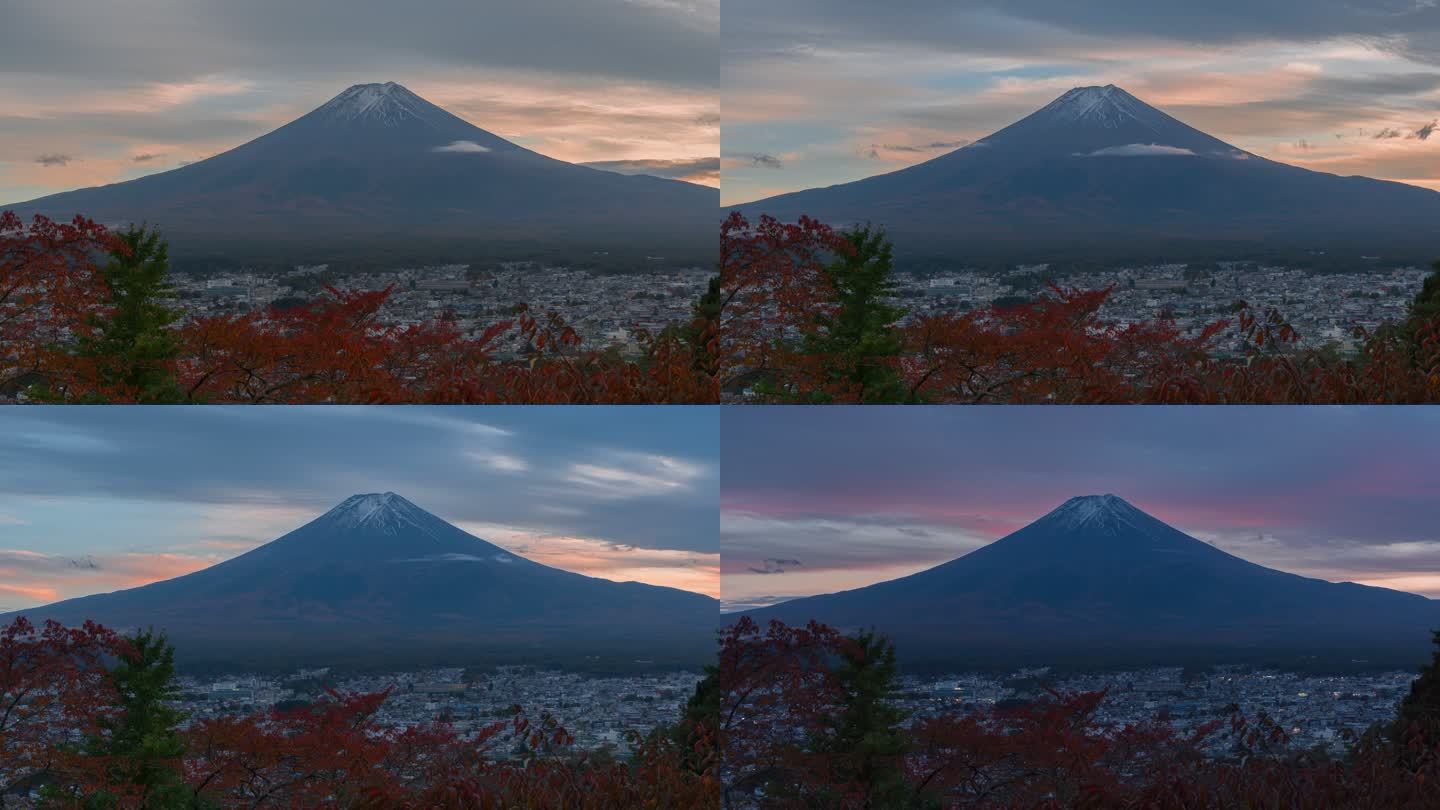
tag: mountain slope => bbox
[729,85,1440,262]
[8,493,717,671]
[740,495,1440,670]
[7,82,718,262]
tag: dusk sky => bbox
[722,407,1440,612]
[0,407,719,611]
[0,0,718,204]
[721,0,1440,205]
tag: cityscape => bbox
[174,666,707,759]
[167,263,713,357]
[895,264,1433,354]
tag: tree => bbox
[798,630,911,808]
[718,212,850,398]
[0,618,125,800]
[794,226,908,403]
[68,225,183,402]
[653,664,718,775]
[58,630,194,808]
[0,213,114,395]
[686,274,723,377]
[1392,629,1440,764]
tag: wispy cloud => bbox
[1078,143,1198,157]
[433,140,491,153]
[565,451,708,499]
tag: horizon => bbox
[9,488,720,616]
[721,407,1440,612]
[0,0,718,204]
[721,1,1440,205]
[0,407,721,610]
[718,492,1438,613]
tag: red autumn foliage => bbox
[720,212,1440,403]
[718,212,851,395]
[0,618,128,799]
[1,213,717,404]
[0,213,118,395]
[719,618,1440,809]
[1,617,715,808]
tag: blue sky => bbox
[722,407,1440,611]
[0,406,719,609]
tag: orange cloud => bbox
[1,72,717,200]
[457,522,719,597]
[0,549,220,609]
[0,583,60,603]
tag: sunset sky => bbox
[722,407,1440,612]
[721,0,1440,205]
[0,0,718,205]
[0,407,719,610]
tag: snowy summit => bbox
[1036,84,1154,128]
[315,81,431,126]
[322,491,440,535]
[1039,494,1155,535]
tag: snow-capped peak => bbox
[1037,84,1151,129]
[1041,494,1150,533]
[323,492,435,534]
[317,82,428,126]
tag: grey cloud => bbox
[723,511,988,574]
[131,153,160,163]
[0,407,717,556]
[1411,119,1438,140]
[0,0,717,87]
[1376,127,1405,139]
[734,152,782,169]
[724,1,1440,62]
[746,557,804,575]
[34,153,75,166]
[0,550,98,574]
[873,140,969,154]
[0,112,271,146]
[720,595,804,613]
[581,157,719,180]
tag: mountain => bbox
[6,493,717,672]
[729,85,1440,264]
[739,495,1440,671]
[5,82,718,265]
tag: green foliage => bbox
[1391,629,1440,759]
[75,225,184,402]
[63,630,199,808]
[640,664,717,774]
[686,274,722,374]
[801,631,915,808]
[801,226,909,403]
[1400,261,1440,355]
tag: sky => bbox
[0,406,719,611]
[721,0,1440,205]
[0,0,718,205]
[722,407,1440,612]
